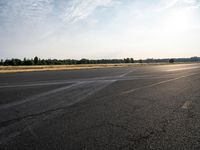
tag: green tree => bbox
[24,59,34,65]
[34,56,39,65]
[139,59,143,63]
[11,59,17,66]
[0,59,3,65]
[124,58,130,63]
[130,58,134,63]
[169,59,174,63]
[79,59,90,64]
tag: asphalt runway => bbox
[0,63,200,150]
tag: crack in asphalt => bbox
[0,107,64,128]
[0,70,137,144]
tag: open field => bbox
[0,64,139,73]
[0,62,196,73]
[1,63,200,149]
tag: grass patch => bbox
[0,64,136,73]
[0,62,191,73]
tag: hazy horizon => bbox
[1,0,200,59]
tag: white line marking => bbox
[122,72,199,94]
[0,72,131,89]
[0,81,75,89]
[0,70,135,89]
[0,82,84,110]
[119,70,135,77]
[166,66,200,72]
[0,80,117,144]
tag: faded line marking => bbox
[0,82,84,110]
[0,118,38,144]
[0,81,116,143]
[122,72,199,94]
[0,80,116,124]
[22,119,38,139]
[0,71,173,89]
[166,66,200,72]
[181,101,192,109]
[65,80,116,107]
[0,81,76,89]
[119,69,135,78]
[0,72,132,89]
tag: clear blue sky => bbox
[0,0,200,59]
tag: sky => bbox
[0,0,200,59]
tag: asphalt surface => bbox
[0,63,200,150]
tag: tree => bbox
[79,59,90,64]
[23,58,27,65]
[139,59,143,63]
[23,59,34,65]
[4,59,15,66]
[13,59,22,65]
[130,58,134,63]
[0,59,3,65]
[34,56,39,65]
[190,57,199,62]
[169,59,174,63]
[124,58,130,63]
[11,59,17,66]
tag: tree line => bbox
[0,56,199,66]
[0,57,136,66]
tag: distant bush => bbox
[124,58,134,63]
[34,56,39,65]
[0,59,3,65]
[139,59,143,63]
[4,59,22,66]
[169,59,175,63]
[0,56,199,66]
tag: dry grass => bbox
[0,63,184,73]
[0,64,137,73]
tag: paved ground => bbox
[0,63,200,150]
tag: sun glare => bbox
[164,7,195,32]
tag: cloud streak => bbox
[157,0,200,11]
[0,0,53,25]
[61,0,115,24]
[0,0,117,43]
[0,0,116,26]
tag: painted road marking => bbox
[119,69,135,77]
[122,72,199,94]
[166,66,200,72]
[0,82,84,110]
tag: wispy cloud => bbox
[0,0,53,25]
[157,0,200,11]
[0,0,116,26]
[60,0,115,24]
[0,0,117,41]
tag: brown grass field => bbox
[0,63,190,73]
[0,64,137,73]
